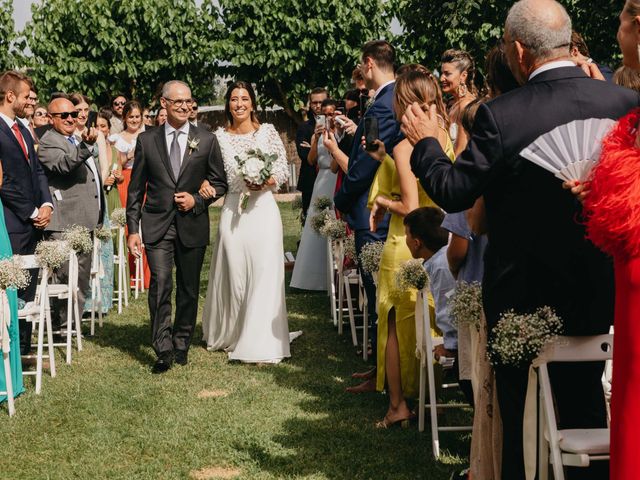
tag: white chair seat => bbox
[556,429,610,455]
[48,284,71,297]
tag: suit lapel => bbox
[154,126,177,184]
[0,119,29,164]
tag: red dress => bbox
[584,109,640,480]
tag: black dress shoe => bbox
[152,353,173,374]
[174,350,188,366]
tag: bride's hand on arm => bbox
[199,179,216,199]
[369,196,390,232]
[245,177,275,191]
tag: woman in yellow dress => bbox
[366,65,454,427]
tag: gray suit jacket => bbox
[38,129,104,232]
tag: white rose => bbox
[242,156,265,184]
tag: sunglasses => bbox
[191,106,198,111]
[34,111,47,117]
[51,111,79,119]
[113,101,126,106]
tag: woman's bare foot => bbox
[345,378,376,393]
[351,367,376,380]
[380,402,413,426]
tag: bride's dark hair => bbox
[224,80,260,127]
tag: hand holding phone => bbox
[363,117,379,151]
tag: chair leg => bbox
[418,362,426,432]
[35,309,45,394]
[90,277,96,336]
[74,291,82,352]
[3,352,14,416]
[427,352,440,458]
[362,290,368,362]
[539,392,549,480]
[344,278,358,346]
[337,272,344,335]
[65,295,72,364]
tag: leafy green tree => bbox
[0,0,16,71]
[213,0,390,123]
[16,0,221,106]
[390,0,622,78]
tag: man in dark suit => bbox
[127,80,227,374]
[0,70,53,354]
[403,1,640,478]
[334,40,402,392]
[296,87,327,221]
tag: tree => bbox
[390,0,622,79]
[16,0,221,106]
[213,0,390,123]
[0,0,16,71]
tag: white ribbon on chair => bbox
[415,289,428,366]
[0,289,11,353]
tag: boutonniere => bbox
[187,136,200,155]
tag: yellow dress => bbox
[369,134,455,398]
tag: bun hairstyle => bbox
[441,49,478,95]
[224,80,260,127]
[393,64,449,129]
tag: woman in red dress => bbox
[579,2,640,477]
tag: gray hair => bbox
[505,0,572,61]
[161,80,190,97]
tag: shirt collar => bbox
[528,60,576,81]
[373,79,395,101]
[0,112,15,129]
[164,121,190,137]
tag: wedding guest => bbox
[70,93,91,137]
[110,94,127,133]
[363,65,453,424]
[570,30,614,81]
[17,89,38,142]
[295,87,326,221]
[290,99,338,291]
[440,49,477,156]
[404,0,639,477]
[142,107,154,127]
[39,97,104,329]
[571,2,640,477]
[0,70,52,354]
[155,107,167,126]
[32,104,49,128]
[335,40,402,393]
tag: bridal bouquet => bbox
[395,259,429,291]
[62,225,93,254]
[236,148,277,211]
[450,281,483,329]
[487,306,563,368]
[0,256,31,290]
[35,240,71,270]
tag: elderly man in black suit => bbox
[403,0,640,478]
[0,71,53,354]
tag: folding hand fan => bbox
[519,118,616,182]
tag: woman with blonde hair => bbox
[365,65,454,427]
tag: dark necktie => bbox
[11,123,28,161]
[169,130,182,179]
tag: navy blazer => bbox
[334,82,403,231]
[410,67,640,336]
[0,119,52,234]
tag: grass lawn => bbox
[0,203,469,479]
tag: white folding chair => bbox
[417,289,472,458]
[19,256,56,394]
[87,235,104,336]
[537,335,612,480]
[112,226,129,313]
[0,289,15,416]
[327,238,338,326]
[49,250,83,364]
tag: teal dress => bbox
[0,200,24,402]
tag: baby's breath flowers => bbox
[35,240,71,270]
[110,208,127,228]
[0,256,31,290]
[320,217,347,240]
[310,209,332,235]
[343,235,357,263]
[94,226,113,242]
[313,195,333,212]
[450,281,483,329]
[62,225,93,254]
[395,259,429,291]
[488,306,563,368]
[359,241,385,275]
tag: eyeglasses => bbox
[163,97,194,107]
[50,111,79,119]
[113,101,126,107]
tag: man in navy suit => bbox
[404,1,640,477]
[335,40,402,392]
[0,71,53,354]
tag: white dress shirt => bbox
[372,79,395,102]
[164,121,190,166]
[0,111,54,218]
[528,60,576,81]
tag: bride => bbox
[199,81,291,363]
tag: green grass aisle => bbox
[0,203,468,479]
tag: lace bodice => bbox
[215,123,289,193]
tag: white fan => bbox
[519,118,616,182]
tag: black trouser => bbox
[354,226,388,366]
[495,361,609,479]
[145,223,206,356]
[9,228,41,354]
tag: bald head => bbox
[505,0,572,61]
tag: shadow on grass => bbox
[88,319,156,367]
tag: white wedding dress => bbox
[202,123,292,363]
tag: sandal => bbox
[375,413,415,429]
